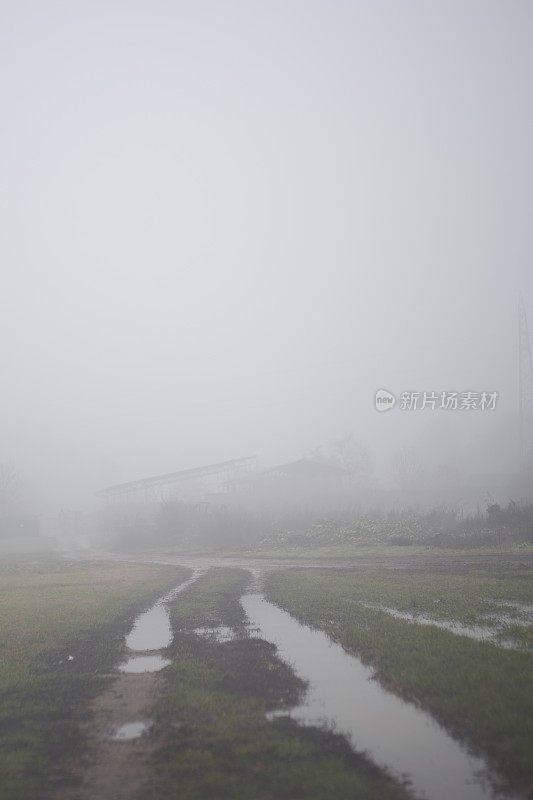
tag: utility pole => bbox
[518,297,533,463]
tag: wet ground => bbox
[59,671,166,800]
[244,593,515,800]
[92,547,533,575]
[109,721,152,741]
[359,602,532,650]
[60,552,530,800]
[57,569,200,800]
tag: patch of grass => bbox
[155,568,411,800]
[266,568,533,797]
[168,567,250,630]
[240,543,533,560]
[0,559,189,800]
[266,566,533,628]
[496,624,533,650]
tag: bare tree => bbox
[309,434,374,484]
[392,447,423,491]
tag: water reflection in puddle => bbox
[126,605,172,650]
[243,594,517,800]
[119,654,171,673]
[369,606,503,644]
[365,604,531,650]
[126,604,172,651]
[194,626,235,643]
[119,571,203,673]
[110,721,151,740]
[125,572,203,652]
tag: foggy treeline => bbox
[1,2,533,555]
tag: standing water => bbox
[109,721,152,740]
[243,594,518,800]
[118,571,202,675]
[125,571,202,653]
[118,654,171,673]
[126,604,173,651]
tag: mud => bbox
[58,672,165,799]
[57,571,201,800]
[243,593,519,800]
[55,553,531,800]
[118,654,171,673]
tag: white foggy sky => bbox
[1,1,532,506]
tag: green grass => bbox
[0,559,189,800]
[238,542,533,560]
[155,568,411,800]
[168,567,249,630]
[266,566,533,628]
[266,568,533,797]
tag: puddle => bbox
[243,593,517,800]
[118,654,171,673]
[125,571,203,652]
[120,570,203,670]
[369,605,500,643]
[118,573,205,672]
[490,601,533,619]
[193,625,235,643]
[126,604,172,651]
[364,604,530,650]
[109,720,152,740]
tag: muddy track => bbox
[58,672,164,800]
[54,554,531,800]
[56,572,203,800]
[54,566,297,800]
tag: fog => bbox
[1,1,533,517]
[2,10,533,797]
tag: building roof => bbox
[265,458,349,478]
[95,456,256,497]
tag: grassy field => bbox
[239,542,533,560]
[0,559,189,800]
[266,567,533,797]
[3,557,531,799]
[153,568,411,800]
